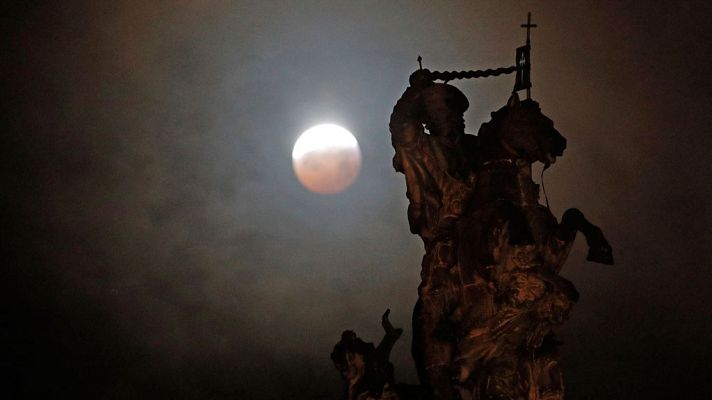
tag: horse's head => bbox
[480,93,566,166]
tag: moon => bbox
[292,124,362,194]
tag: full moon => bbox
[292,124,362,194]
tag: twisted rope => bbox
[430,66,517,82]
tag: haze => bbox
[3,1,711,399]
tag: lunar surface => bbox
[292,124,362,194]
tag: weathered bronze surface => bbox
[333,74,613,400]
[333,52,612,399]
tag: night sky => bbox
[3,1,711,399]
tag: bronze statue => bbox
[386,68,612,399]
[331,310,410,400]
[333,15,613,399]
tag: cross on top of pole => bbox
[521,12,537,44]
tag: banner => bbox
[514,45,531,92]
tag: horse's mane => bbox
[490,99,541,121]
[477,98,542,144]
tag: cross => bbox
[521,12,537,45]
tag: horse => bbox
[451,93,613,399]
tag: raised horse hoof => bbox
[586,243,614,265]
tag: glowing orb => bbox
[292,124,361,194]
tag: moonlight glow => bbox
[292,124,362,194]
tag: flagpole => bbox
[520,12,537,99]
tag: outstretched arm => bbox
[375,309,403,364]
[389,88,424,154]
[388,69,433,150]
[389,71,439,239]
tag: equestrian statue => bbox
[332,14,613,400]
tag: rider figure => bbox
[389,69,477,398]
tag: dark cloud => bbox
[3,1,711,398]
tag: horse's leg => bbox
[557,208,613,265]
